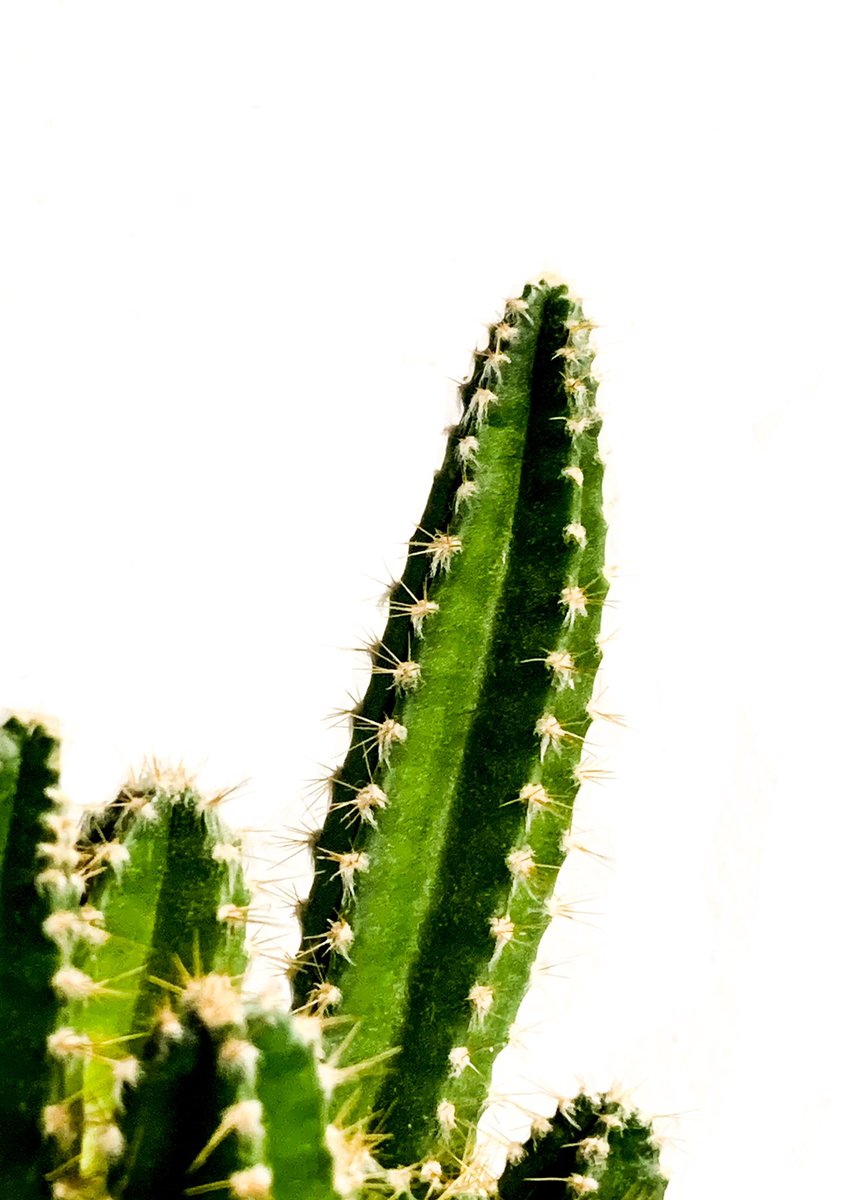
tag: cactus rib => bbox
[0,717,63,1195]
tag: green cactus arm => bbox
[111,1005,243,1200]
[249,1013,339,1200]
[0,721,23,864]
[497,1092,668,1200]
[72,786,250,1182]
[294,281,609,1167]
[114,1002,339,1200]
[0,717,63,1196]
[292,367,467,991]
[76,787,250,1031]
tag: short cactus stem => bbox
[68,781,251,1184]
[248,1012,337,1200]
[498,1091,667,1199]
[1,717,68,1196]
[93,960,339,1198]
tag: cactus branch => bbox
[295,281,610,1168]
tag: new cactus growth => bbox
[1,280,667,1199]
[0,719,63,1195]
[498,1092,667,1200]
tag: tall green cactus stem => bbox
[498,1091,667,1199]
[0,718,63,1195]
[295,281,610,1167]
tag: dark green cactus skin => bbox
[115,1008,337,1200]
[291,375,467,987]
[108,1003,338,1200]
[250,1015,337,1200]
[76,788,250,1036]
[0,718,62,1196]
[499,1093,667,1200]
[70,787,251,1183]
[294,281,610,1168]
[112,1011,239,1200]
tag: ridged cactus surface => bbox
[0,718,62,1195]
[72,780,251,1184]
[1,278,668,1200]
[294,280,612,1169]
[0,719,338,1200]
[499,1092,667,1200]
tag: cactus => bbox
[498,1092,667,1199]
[0,718,63,1195]
[1,718,337,1200]
[294,280,611,1171]
[1,279,667,1200]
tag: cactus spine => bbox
[1,279,667,1199]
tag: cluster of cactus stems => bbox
[1,280,668,1199]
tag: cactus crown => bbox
[1,280,667,1200]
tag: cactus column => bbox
[295,280,609,1170]
[0,719,63,1195]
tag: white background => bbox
[2,4,847,1197]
